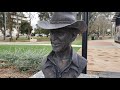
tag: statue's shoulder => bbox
[78,55,87,63]
[72,52,87,70]
[72,51,87,67]
[77,54,87,67]
[74,54,87,72]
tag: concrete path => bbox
[0,42,82,47]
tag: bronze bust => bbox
[38,12,87,78]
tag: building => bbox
[0,12,29,37]
[112,12,120,42]
[11,12,29,30]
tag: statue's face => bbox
[50,28,74,52]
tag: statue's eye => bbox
[58,32,63,36]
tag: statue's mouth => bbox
[52,44,61,47]
[51,41,62,45]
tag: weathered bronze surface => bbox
[38,12,87,78]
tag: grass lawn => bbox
[34,35,82,45]
[0,35,82,45]
[0,45,80,73]
[0,45,80,52]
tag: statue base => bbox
[29,71,99,78]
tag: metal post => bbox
[82,12,89,74]
[111,22,113,38]
[114,19,117,42]
[4,12,6,40]
[16,12,18,30]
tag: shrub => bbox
[0,47,48,73]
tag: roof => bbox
[111,12,120,22]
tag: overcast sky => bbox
[23,12,39,29]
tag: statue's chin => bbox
[52,48,62,52]
[52,46,64,52]
[52,44,70,52]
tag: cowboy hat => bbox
[37,12,87,32]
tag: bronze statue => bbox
[37,12,87,78]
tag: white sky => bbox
[23,12,39,29]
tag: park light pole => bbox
[4,12,6,40]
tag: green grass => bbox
[0,45,80,73]
[72,35,82,45]
[0,45,80,52]
[0,35,82,45]
[17,36,50,41]
[72,39,82,45]
[35,35,83,45]
[33,37,50,41]
[0,45,51,53]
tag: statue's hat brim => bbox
[37,20,87,32]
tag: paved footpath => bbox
[78,39,120,78]
[0,41,82,47]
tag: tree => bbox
[41,29,50,37]
[38,12,53,21]
[0,12,15,41]
[15,12,26,40]
[37,12,53,37]
[7,12,15,41]
[5,12,19,41]
[88,12,114,37]
[34,24,50,37]
[34,28,49,37]
[0,12,28,41]
[19,21,33,39]
[0,12,4,36]
[34,28,41,35]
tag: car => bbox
[6,35,10,37]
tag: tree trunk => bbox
[103,28,106,37]
[27,34,30,40]
[8,13,13,42]
[16,33,19,40]
[9,30,13,42]
[0,28,5,40]
[3,29,5,40]
[16,26,20,40]
[27,28,31,40]
[3,29,6,40]
[16,12,19,40]
[27,30,30,40]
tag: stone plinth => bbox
[30,38,37,42]
[29,71,99,78]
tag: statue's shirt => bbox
[42,49,87,78]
